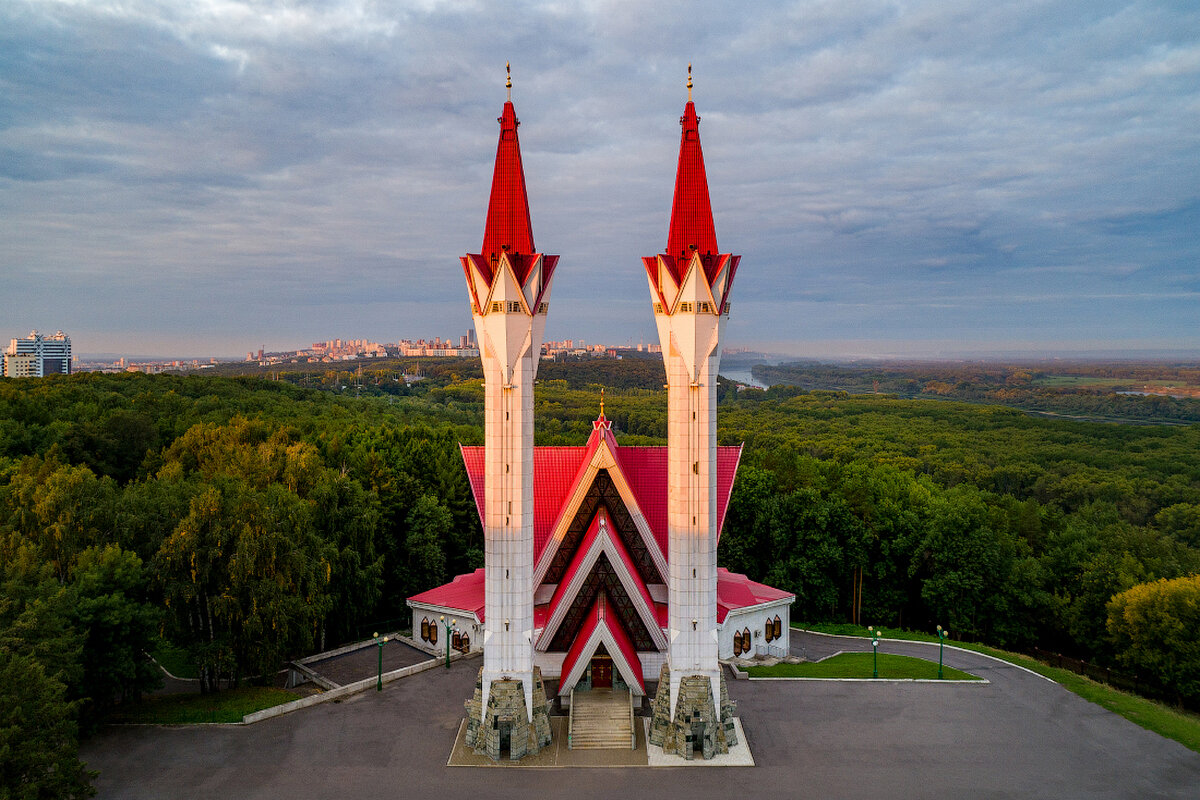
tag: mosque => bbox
[408,68,794,761]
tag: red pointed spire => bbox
[462,70,558,310]
[665,98,718,261]
[643,70,738,306]
[481,99,535,261]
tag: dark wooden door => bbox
[591,656,612,688]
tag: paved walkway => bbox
[306,639,431,686]
[83,633,1200,799]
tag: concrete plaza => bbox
[82,633,1200,799]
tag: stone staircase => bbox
[569,688,635,750]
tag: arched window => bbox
[773,616,782,640]
[429,624,438,646]
[742,627,751,655]
[733,630,742,656]
[452,632,462,650]
[421,618,430,642]
[765,620,774,643]
[460,634,470,651]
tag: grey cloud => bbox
[1,0,1197,357]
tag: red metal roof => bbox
[408,568,487,621]
[542,508,658,645]
[601,595,645,693]
[558,594,645,695]
[463,98,557,295]
[666,100,717,267]
[558,599,597,692]
[644,96,740,300]
[716,567,795,624]
[481,101,534,267]
[461,430,741,561]
[407,566,792,628]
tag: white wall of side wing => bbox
[718,600,792,660]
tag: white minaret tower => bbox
[460,67,558,730]
[643,68,740,729]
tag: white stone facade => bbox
[408,605,482,655]
[718,602,792,660]
[648,252,732,718]
[470,252,554,721]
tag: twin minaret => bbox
[642,73,740,721]
[460,72,558,723]
[460,68,737,737]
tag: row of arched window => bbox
[419,617,438,646]
[732,616,784,656]
[419,617,471,651]
[733,627,753,656]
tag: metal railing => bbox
[628,688,636,750]
[1026,647,1191,708]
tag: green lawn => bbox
[797,622,936,643]
[794,623,1200,754]
[109,686,300,724]
[745,652,976,680]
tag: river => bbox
[719,368,768,389]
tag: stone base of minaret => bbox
[648,664,737,760]
[463,667,552,761]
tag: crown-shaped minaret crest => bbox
[642,70,740,381]
[460,67,559,381]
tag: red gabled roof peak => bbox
[666,98,718,262]
[481,99,535,261]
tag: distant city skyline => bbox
[3,2,1198,360]
[71,330,665,365]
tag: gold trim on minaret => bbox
[506,61,512,101]
[599,387,605,417]
[687,63,693,100]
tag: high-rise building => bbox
[2,352,37,378]
[4,330,72,377]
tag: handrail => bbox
[568,687,574,750]
[756,643,787,659]
[628,688,635,749]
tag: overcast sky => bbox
[2,1,1198,359]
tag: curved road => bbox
[82,632,1200,799]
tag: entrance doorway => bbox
[498,720,512,759]
[590,654,613,689]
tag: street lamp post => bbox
[869,626,881,678]
[440,615,457,669]
[374,632,390,691]
[936,625,948,679]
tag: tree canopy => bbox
[1,360,1197,795]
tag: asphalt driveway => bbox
[82,632,1200,799]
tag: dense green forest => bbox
[754,360,1200,423]
[2,364,1198,795]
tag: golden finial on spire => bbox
[599,387,605,417]
[506,61,512,101]
[687,63,693,100]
